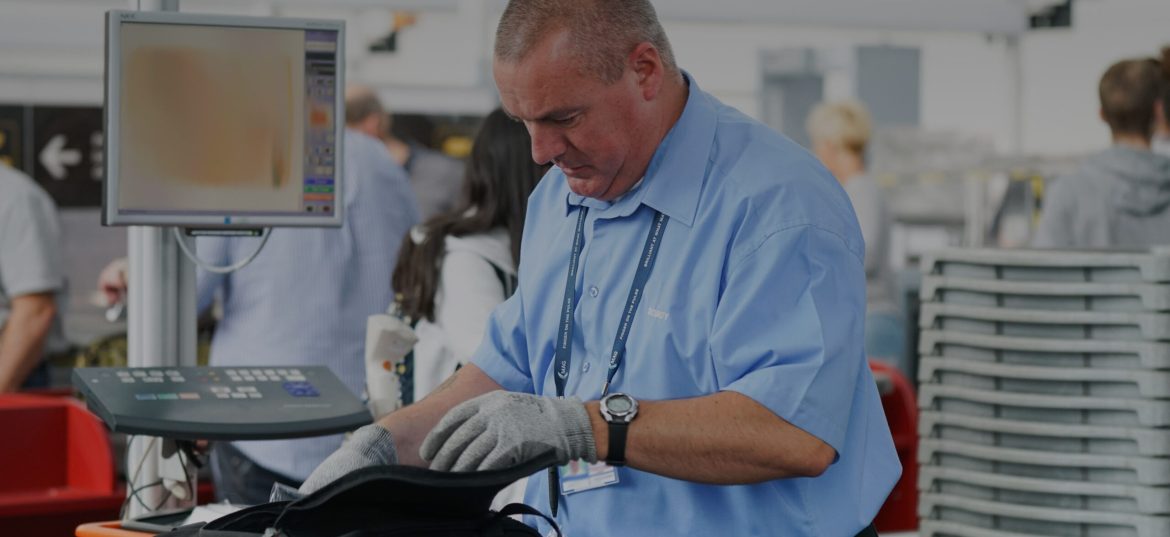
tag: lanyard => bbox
[552,207,669,398]
[548,205,668,517]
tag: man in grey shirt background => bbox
[1034,57,1170,249]
[0,164,69,392]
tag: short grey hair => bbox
[344,86,384,126]
[494,0,677,84]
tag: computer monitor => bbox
[103,10,345,228]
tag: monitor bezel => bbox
[103,10,346,229]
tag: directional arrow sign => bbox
[39,134,82,180]
[32,106,103,207]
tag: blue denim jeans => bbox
[20,360,50,389]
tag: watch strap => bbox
[605,421,629,466]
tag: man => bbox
[303,1,898,535]
[1155,46,1170,157]
[200,93,420,504]
[345,86,464,220]
[1034,58,1170,248]
[0,164,69,392]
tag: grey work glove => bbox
[420,391,597,472]
[298,423,397,494]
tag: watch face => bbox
[607,395,633,413]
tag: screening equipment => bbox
[102,10,345,229]
[72,366,370,440]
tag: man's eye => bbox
[554,115,577,126]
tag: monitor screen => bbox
[103,11,345,228]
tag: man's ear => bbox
[628,42,664,101]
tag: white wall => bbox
[0,0,1168,155]
[664,1,1170,157]
[1020,0,1170,155]
[665,21,1020,152]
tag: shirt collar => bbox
[564,73,716,227]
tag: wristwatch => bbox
[599,392,639,466]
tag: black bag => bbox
[159,452,560,537]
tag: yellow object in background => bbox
[442,135,473,159]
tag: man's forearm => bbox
[0,294,57,393]
[586,391,836,484]
[378,363,503,467]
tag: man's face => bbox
[494,30,649,200]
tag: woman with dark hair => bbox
[391,107,547,405]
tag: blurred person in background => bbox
[195,100,419,504]
[381,112,465,221]
[391,108,547,411]
[390,107,548,508]
[807,100,904,374]
[1034,58,1170,248]
[344,85,464,220]
[0,164,69,392]
[1154,46,1170,157]
[806,100,892,305]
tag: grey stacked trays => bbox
[916,247,1170,537]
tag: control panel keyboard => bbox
[73,366,371,440]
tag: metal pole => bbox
[124,0,199,519]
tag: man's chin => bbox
[565,176,611,200]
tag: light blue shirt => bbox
[196,130,420,480]
[472,77,900,536]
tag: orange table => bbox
[76,521,153,537]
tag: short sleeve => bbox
[0,192,64,297]
[713,224,867,453]
[469,286,535,394]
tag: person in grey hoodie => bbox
[1034,57,1170,248]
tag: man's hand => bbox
[420,391,596,472]
[97,258,129,307]
[299,424,397,494]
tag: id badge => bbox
[559,459,618,495]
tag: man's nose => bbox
[528,124,565,165]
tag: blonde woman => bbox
[807,100,902,371]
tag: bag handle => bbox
[497,504,562,537]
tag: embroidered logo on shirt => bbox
[647,307,669,320]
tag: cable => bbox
[172,442,195,504]
[127,436,158,490]
[122,435,159,519]
[172,227,272,274]
[122,479,165,518]
[121,436,198,519]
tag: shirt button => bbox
[581,362,591,373]
[589,285,600,297]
